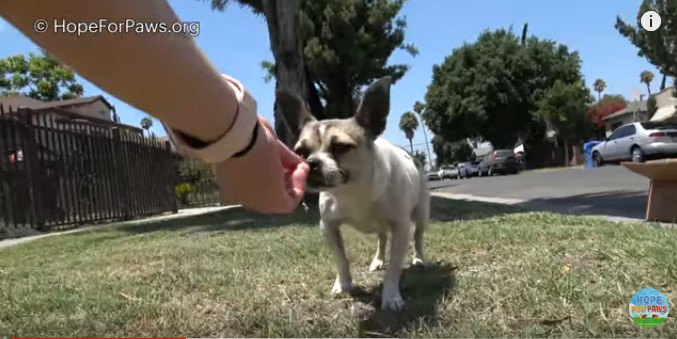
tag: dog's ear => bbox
[276,90,316,137]
[354,76,391,137]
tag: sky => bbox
[0,0,665,154]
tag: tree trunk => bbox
[660,74,667,91]
[261,0,319,207]
[563,139,569,167]
[409,139,414,154]
[262,0,308,148]
[646,83,652,96]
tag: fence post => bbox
[112,129,131,219]
[21,109,47,230]
[165,141,178,214]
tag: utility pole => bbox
[419,107,434,169]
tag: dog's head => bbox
[277,76,391,192]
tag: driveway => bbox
[430,166,650,220]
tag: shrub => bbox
[174,183,195,205]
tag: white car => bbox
[426,171,442,181]
[438,166,459,179]
[592,122,677,165]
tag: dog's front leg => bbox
[381,221,409,311]
[321,220,353,294]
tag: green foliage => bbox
[640,70,654,94]
[174,183,196,205]
[0,52,84,101]
[424,28,585,149]
[593,79,606,100]
[432,136,473,167]
[140,117,153,131]
[262,0,417,119]
[177,158,214,185]
[616,0,677,77]
[535,80,593,146]
[412,150,427,169]
[399,111,418,140]
[647,95,658,119]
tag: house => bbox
[0,95,145,165]
[602,100,648,136]
[602,87,677,136]
[648,87,677,123]
[0,95,142,137]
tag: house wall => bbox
[604,111,649,136]
[62,101,112,121]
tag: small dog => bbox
[277,76,430,311]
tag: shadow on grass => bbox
[519,190,647,220]
[350,261,458,337]
[429,196,523,222]
[117,206,320,234]
[116,196,523,235]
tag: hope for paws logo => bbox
[629,287,670,329]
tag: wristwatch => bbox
[161,74,259,163]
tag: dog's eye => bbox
[331,143,354,156]
[295,147,310,159]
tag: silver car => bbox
[591,122,677,166]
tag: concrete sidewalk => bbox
[0,205,236,250]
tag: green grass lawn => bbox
[0,197,675,337]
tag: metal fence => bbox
[0,105,179,234]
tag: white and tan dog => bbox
[277,76,430,311]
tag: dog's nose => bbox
[307,157,322,171]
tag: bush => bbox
[174,183,195,205]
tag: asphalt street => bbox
[429,165,651,220]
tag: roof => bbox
[0,95,114,112]
[650,105,676,122]
[603,100,648,121]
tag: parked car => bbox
[457,161,480,178]
[426,171,442,181]
[438,165,459,180]
[591,122,677,166]
[478,150,520,176]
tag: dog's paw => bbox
[331,278,353,295]
[411,257,425,268]
[369,258,385,271]
[381,290,405,312]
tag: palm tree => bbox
[140,117,153,137]
[640,70,655,95]
[399,112,419,154]
[412,101,432,165]
[593,79,606,101]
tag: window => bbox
[608,127,625,140]
[641,122,677,130]
[625,125,636,137]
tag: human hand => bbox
[213,116,309,214]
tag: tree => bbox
[593,79,606,101]
[640,70,655,95]
[140,117,153,137]
[535,80,593,166]
[616,0,677,78]
[424,28,585,150]
[0,52,84,101]
[207,0,311,146]
[432,136,473,167]
[647,95,658,119]
[112,111,121,124]
[399,112,418,153]
[412,150,426,170]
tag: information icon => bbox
[641,11,661,31]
